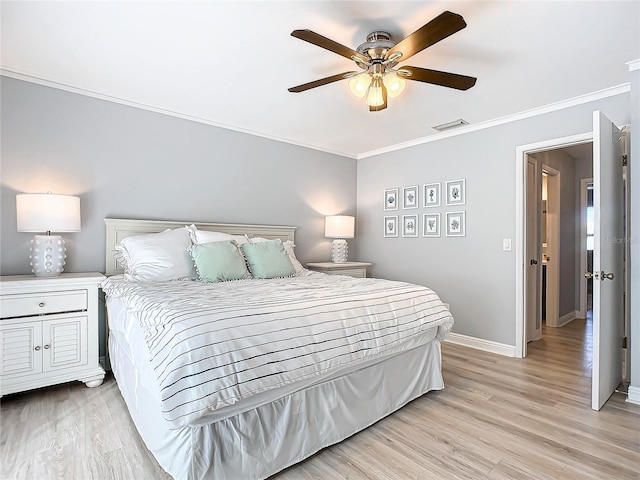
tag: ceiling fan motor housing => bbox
[355,31,398,69]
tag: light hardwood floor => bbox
[1,319,638,479]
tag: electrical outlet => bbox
[503,238,512,251]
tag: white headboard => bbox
[104,218,296,276]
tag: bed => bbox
[102,218,454,480]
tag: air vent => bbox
[432,119,469,132]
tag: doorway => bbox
[515,131,594,358]
[523,144,592,351]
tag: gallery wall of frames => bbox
[383,179,466,238]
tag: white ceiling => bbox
[2,1,639,159]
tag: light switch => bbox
[503,238,512,251]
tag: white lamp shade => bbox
[16,193,81,233]
[383,72,406,98]
[348,74,372,98]
[365,78,385,107]
[325,215,355,239]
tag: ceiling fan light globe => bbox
[348,74,372,98]
[365,80,384,107]
[383,73,406,98]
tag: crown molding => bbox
[0,67,358,160]
[2,67,630,161]
[357,83,631,159]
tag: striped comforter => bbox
[102,272,453,428]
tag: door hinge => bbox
[622,154,628,167]
[622,336,628,349]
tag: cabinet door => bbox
[0,321,43,377]
[42,316,88,371]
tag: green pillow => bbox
[190,241,251,283]
[241,239,295,279]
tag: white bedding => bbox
[102,272,453,429]
[108,297,447,480]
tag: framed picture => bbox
[423,183,441,207]
[384,216,398,237]
[423,213,441,237]
[384,188,399,211]
[446,211,466,237]
[446,179,466,206]
[402,214,418,237]
[402,185,419,209]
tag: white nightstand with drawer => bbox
[0,272,106,397]
[306,262,372,278]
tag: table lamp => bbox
[16,193,81,276]
[325,215,355,264]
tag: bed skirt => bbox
[109,326,444,480]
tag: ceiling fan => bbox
[288,11,477,112]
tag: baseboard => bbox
[445,332,516,357]
[556,311,578,327]
[627,386,640,405]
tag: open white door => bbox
[591,111,624,411]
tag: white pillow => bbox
[186,224,249,245]
[283,240,306,275]
[116,227,196,281]
[251,237,305,275]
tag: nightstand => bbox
[0,272,106,397]
[306,262,372,278]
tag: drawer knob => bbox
[34,346,41,351]
[38,302,45,308]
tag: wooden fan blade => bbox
[288,72,355,93]
[386,11,466,62]
[291,30,369,64]
[400,66,477,90]
[369,84,388,112]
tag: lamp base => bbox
[331,239,349,264]
[29,235,67,277]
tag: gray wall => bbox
[356,93,630,347]
[2,72,638,395]
[1,77,358,275]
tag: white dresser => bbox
[0,272,106,397]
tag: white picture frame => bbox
[446,211,466,237]
[384,216,398,237]
[384,188,399,211]
[423,183,441,207]
[423,213,441,237]
[402,214,418,237]
[402,185,419,209]
[446,179,466,206]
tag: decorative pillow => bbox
[240,239,295,279]
[251,237,305,275]
[187,224,248,245]
[190,241,251,283]
[116,227,196,281]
